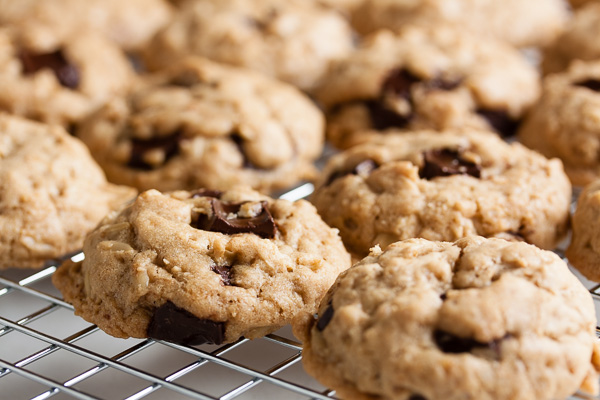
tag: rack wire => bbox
[0,183,599,399]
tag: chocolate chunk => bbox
[127,131,183,170]
[381,68,422,100]
[575,79,600,92]
[211,264,232,286]
[409,395,428,400]
[476,109,520,137]
[433,329,502,354]
[440,293,448,301]
[316,302,334,331]
[425,77,462,92]
[326,159,379,186]
[195,199,277,239]
[366,100,413,131]
[19,49,80,89]
[147,301,225,345]
[191,189,223,199]
[419,149,481,180]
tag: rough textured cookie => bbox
[0,0,172,51]
[567,179,600,282]
[543,2,600,75]
[294,236,600,400]
[0,28,134,127]
[0,114,136,269]
[315,27,540,149]
[76,57,324,193]
[143,0,354,91]
[519,60,600,187]
[311,129,571,257]
[52,187,351,345]
[350,0,568,48]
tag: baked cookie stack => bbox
[1,0,600,399]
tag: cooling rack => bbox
[0,182,599,400]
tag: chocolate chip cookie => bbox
[52,187,351,345]
[0,28,134,127]
[543,2,600,74]
[350,0,568,48]
[294,236,600,400]
[0,114,136,269]
[315,27,540,149]
[143,0,354,91]
[311,129,571,257]
[519,60,600,187]
[76,57,324,193]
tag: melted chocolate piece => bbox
[195,199,277,239]
[316,303,334,331]
[191,189,223,199]
[382,68,422,100]
[476,109,520,138]
[20,49,80,89]
[127,131,183,170]
[211,264,232,285]
[433,329,503,355]
[147,301,225,345]
[326,159,379,186]
[419,149,481,180]
[366,100,413,130]
[575,79,600,92]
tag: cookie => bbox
[569,0,596,8]
[567,179,600,281]
[76,57,324,193]
[52,187,351,345]
[294,236,600,400]
[350,0,568,48]
[0,0,172,51]
[0,28,134,127]
[143,0,354,91]
[311,129,571,257]
[543,2,600,75]
[0,114,136,269]
[315,27,540,149]
[519,60,600,187]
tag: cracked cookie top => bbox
[294,236,600,400]
[311,129,571,257]
[76,57,324,193]
[52,187,351,345]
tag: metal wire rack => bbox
[1,183,599,400]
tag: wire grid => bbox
[0,185,599,399]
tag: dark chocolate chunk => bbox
[433,329,503,355]
[211,264,232,286]
[127,131,183,170]
[316,302,334,331]
[326,159,379,186]
[147,301,225,345]
[19,49,80,89]
[425,77,462,92]
[191,189,223,199]
[381,68,422,100]
[440,293,448,301]
[409,395,428,400]
[476,109,520,138]
[365,99,413,131]
[195,199,277,239]
[419,149,481,180]
[575,79,600,92]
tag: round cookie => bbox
[567,179,600,282]
[349,0,568,48]
[0,114,136,269]
[315,27,540,149]
[0,0,173,51]
[143,0,354,91]
[543,2,600,75]
[311,129,571,257]
[76,57,324,193]
[52,187,351,345]
[519,60,600,187]
[0,28,134,127]
[294,236,600,400]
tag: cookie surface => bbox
[543,2,600,75]
[52,187,351,344]
[295,236,600,400]
[519,60,600,187]
[350,0,568,48]
[0,28,134,127]
[143,0,354,91]
[77,57,324,193]
[315,27,540,148]
[0,114,136,269]
[311,129,571,257]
